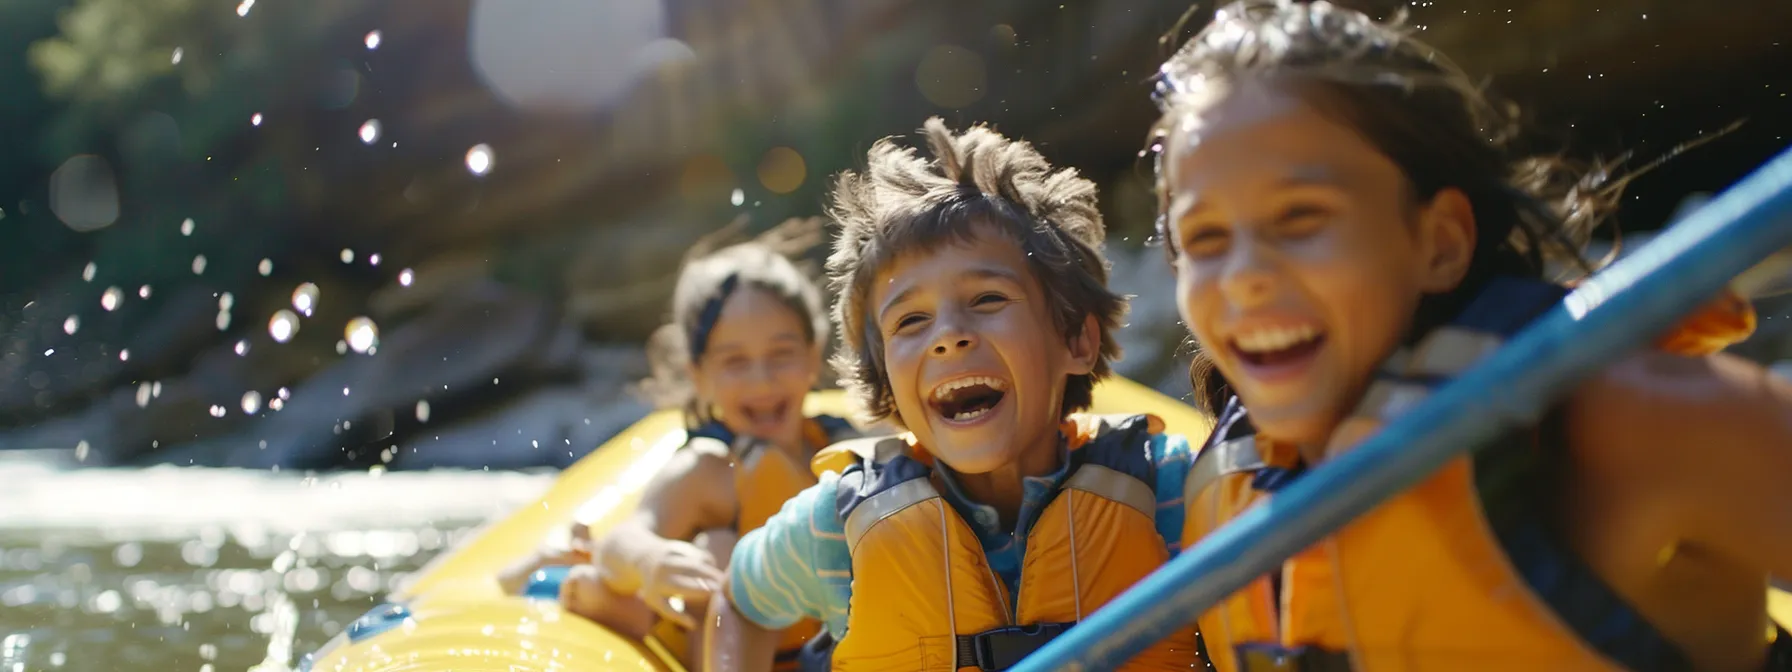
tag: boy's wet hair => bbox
[638,216,831,428]
[826,117,1125,426]
[1149,0,1643,415]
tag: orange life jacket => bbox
[1181,279,1771,672]
[820,413,1203,671]
[655,415,858,668]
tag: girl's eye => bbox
[1277,204,1330,235]
[895,314,927,331]
[1181,227,1230,257]
[972,293,1008,306]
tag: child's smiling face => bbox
[1162,80,1475,446]
[871,224,1099,474]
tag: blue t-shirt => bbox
[727,432,1195,636]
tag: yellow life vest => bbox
[822,413,1204,671]
[652,415,858,669]
[1182,279,1774,672]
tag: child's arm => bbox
[589,440,738,626]
[1569,351,1792,578]
[705,477,845,671]
[703,585,782,672]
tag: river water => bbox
[0,452,555,671]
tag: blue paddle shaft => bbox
[1012,142,1792,671]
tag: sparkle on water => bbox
[268,310,299,343]
[241,391,263,415]
[357,120,381,145]
[414,400,430,423]
[277,388,289,401]
[216,311,232,332]
[192,254,208,275]
[119,349,129,362]
[368,254,381,267]
[138,285,152,299]
[257,259,273,276]
[235,0,254,16]
[291,283,319,316]
[339,249,354,264]
[251,113,263,126]
[220,293,235,311]
[397,269,414,287]
[234,341,248,356]
[62,315,79,336]
[82,262,96,282]
[171,47,184,64]
[344,317,379,354]
[268,398,284,412]
[100,287,121,312]
[208,405,227,418]
[730,188,745,206]
[364,30,382,49]
[465,144,493,176]
[181,218,196,236]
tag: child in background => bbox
[499,217,858,669]
[706,118,1205,671]
[1152,2,1790,670]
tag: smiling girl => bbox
[1152,2,1790,671]
[499,217,857,669]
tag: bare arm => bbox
[593,439,738,594]
[703,582,780,672]
[1569,351,1792,578]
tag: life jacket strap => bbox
[955,622,1074,671]
[1234,643,1353,672]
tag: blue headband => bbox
[687,273,740,362]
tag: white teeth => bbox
[1234,326,1321,354]
[930,376,1008,400]
[951,407,993,422]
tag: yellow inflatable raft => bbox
[299,375,1792,671]
[297,376,1215,671]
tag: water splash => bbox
[344,318,378,354]
[465,145,494,176]
[290,284,319,316]
[268,311,299,343]
[357,120,381,145]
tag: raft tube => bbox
[296,376,1215,671]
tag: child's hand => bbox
[637,540,726,629]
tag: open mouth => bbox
[738,398,793,428]
[928,376,1009,424]
[1229,325,1326,368]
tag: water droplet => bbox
[138,285,152,299]
[152,381,162,398]
[358,120,381,145]
[730,188,745,206]
[415,400,431,423]
[119,349,129,361]
[241,391,262,415]
[345,317,379,354]
[209,405,227,418]
[234,340,248,356]
[278,387,290,400]
[335,340,348,355]
[340,249,355,264]
[251,113,263,126]
[43,348,53,356]
[63,315,79,335]
[235,0,254,16]
[258,258,273,276]
[369,253,381,266]
[268,398,284,412]
[180,218,195,236]
[398,268,414,286]
[364,30,382,50]
[136,382,152,408]
[192,254,208,275]
[269,310,299,343]
[219,293,234,310]
[292,283,319,316]
[172,48,184,65]
[342,387,351,396]
[75,440,89,462]
[82,262,96,282]
[101,287,121,311]
[465,144,494,176]
[216,311,232,331]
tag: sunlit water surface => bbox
[0,453,555,671]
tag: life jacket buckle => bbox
[960,622,1073,671]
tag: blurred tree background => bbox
[0,0,1787,469]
